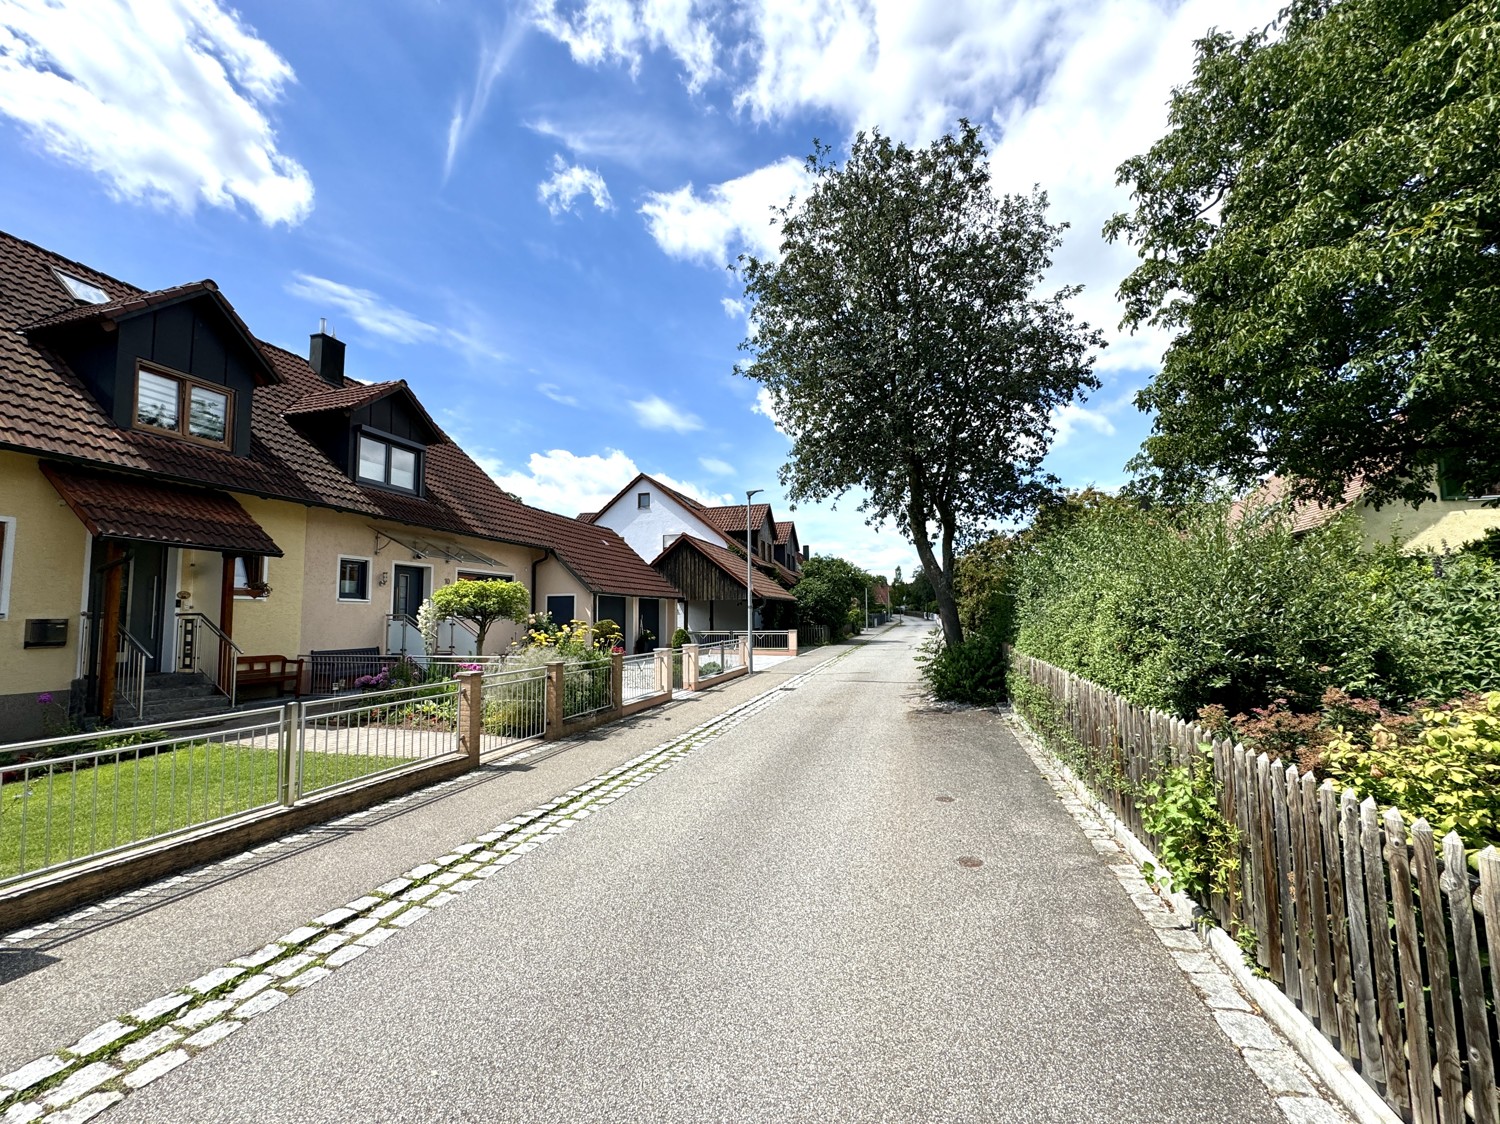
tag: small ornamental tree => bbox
[430,579,529,655]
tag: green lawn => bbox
[0,741,413,881]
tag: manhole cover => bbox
[957,856,984,869]
[935,795,955,803]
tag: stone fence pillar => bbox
[655,647,674,699]
[457,670,484,763]
[682,643,700,691]
[544,661,565,741]
[787,629,798,656]
[610,650,624,711]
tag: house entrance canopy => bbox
[41,463,282,556]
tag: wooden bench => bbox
[235,654,304,698]
[308,646,382,693]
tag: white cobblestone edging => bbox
[1006,711,1398,1124]
[0,650,856,1123]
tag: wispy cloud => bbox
[537,154,614,216]
[538,382,579,406]
[699,456,734,475]
[720,298,746,319]
[444,19,526,180]
[286,274,505,362]
[524,111,729,173]
[640,156,810,266]
[0,0,312,225]
[530,0,717,91]
[630,394,703,433]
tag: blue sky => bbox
[0,0,1280,580]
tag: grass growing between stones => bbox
[0,744,414,881]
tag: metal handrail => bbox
[118,626,150,720]
[176,612,242,708]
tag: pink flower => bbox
[36,693,53,705]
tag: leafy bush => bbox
[1012,502,1416,717]
[919,631,1008,705]
[1322,692,1500,849]
[1140,747,1240,902]
[700,661,722,676]
[1378,551,1500,701]
[670,628,691,649]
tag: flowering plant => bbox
[354,670,391,691]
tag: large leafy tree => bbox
[1107,0,1500,508]
[738,123,1103,645]
[794,555,872,634]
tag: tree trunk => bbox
[906,508,964,648]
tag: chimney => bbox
[309,320,345,386]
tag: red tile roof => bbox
[1230,475,1368,534]
[773,520,797,545]
[699,503,774,538]
[41,463,283,556]
[654,536,796,601]
[0,229,677,600]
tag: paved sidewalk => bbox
[0,643,847,1074]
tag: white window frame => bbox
[337,555,372,603]
[0,515,15,620]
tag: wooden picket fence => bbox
[1010,650,1500,1124]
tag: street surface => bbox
[93,627,1289,1122]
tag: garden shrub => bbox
[1321,692,1500,849]
[670,628,691,649]
[1140,747,1240,902]
[919,630,1008,705]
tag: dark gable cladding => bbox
[0,229,684,601]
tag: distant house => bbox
[585,473,799,630]
[1234,474,1500,551]
[0,230,678,739]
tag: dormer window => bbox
[357,430,421,492]
[134,363,231,447]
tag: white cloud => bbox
[482,447,726,513]
[537,154,614,216]
[720,298,746,319]
[286,274,505,362]
[0,0,312,225]
[750,387,786,433]
[630,394,702,433]
[698,456,734,475]
[538,382,579,406]
[530,0,717,91]
[445,20,527,180]
[1050,403,1116,450]
[640,156,810,265]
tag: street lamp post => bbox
[745,487,762,674]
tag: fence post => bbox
[279,699,301,807]
[610,650,624,712]
[456,670,483,763]
[683,643,700,691]
[655,647,673,699]
[544,661,565,741]
[739,633,750,672]
[787,628,797,656]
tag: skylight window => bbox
[53,269,109,305]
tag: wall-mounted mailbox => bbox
[24,618,68,648]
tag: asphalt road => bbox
[110,627,1279,1123]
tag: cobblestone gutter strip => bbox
[0,653,854,1124]
[1005,711,1391,1124]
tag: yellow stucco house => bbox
[0,231,680,741]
